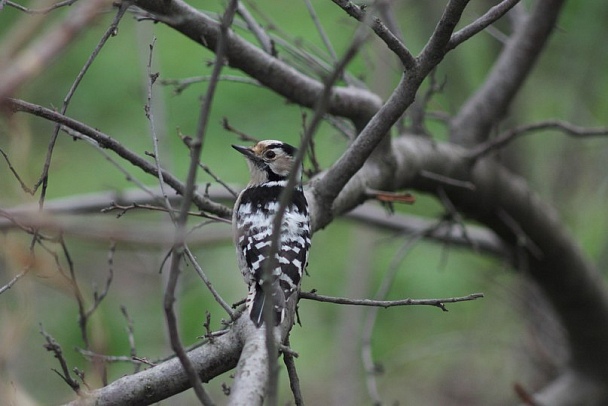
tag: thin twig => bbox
[0,269,28,295]
[221,117,259,143]
[77,348,155,366]
[83,241,115,320]
[283,335,304,406]
[436,187,478,253]
[199,163,238,198]
[58,238,92,349]
[163,1,238,404]
[301,112,322,177]
[330,0,416,70]
[184,247,235,318]
[101,202,230,223]
[419,170,476,190]
[161,75,261,94]
[120,305,141,373]
[303,0,337,61]
[236,2,274,55]
[467,120,608,160]
[40,324,81,393]
[5,0,79,14]
[0,147,34,194]
[261,19,372,405]
[34,1,129,201]
[6,98,232,218]
[145,36,176,222]
[448,0,521,50]
[61,126,172,211]
[300,291,484,309]
[360,219,444,404]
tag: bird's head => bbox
[232,140,300,185]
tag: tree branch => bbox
[300,291,484,311]
[163,2,237,403]
[450,0,567,145]
[330,0,416,70]
[417,0,470,71]
[448,0,521,50]
[65,317,249,406]
[132,0,383,128]
[467,119,608,159]
[308,135,608,389]
[5,98,232,219]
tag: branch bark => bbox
[57,133,608,404]
[5,98,232,219]
[450,0,567,145]
[132,0,383,129]
[308,136,608,397]
[64,320,242,405]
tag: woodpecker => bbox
[232,140,311,327]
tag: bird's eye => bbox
[264,150,276,159]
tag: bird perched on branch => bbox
[232,140,311,327]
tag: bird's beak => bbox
[232,144,257,160]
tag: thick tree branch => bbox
[450,0,567,145]
[308,135,608,392]
[132,0,383,129]
[418,0,470,71]
[64,317,246,406]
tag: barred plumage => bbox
[232,140,311,327]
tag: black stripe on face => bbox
[265,166,286,182]
[266,142,297,157]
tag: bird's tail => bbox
[249,283,285,327]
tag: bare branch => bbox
[199,163,239,199]
[83,241,115,320]
[451,0,567,145]
[303,0,337,62]
[467,119,608,160]
[65,317,251,405]
[5,0,79,14]
[163,1,238,404]
[310,0,473,224]
[0,269,28,295]
[35,1,130,203]
[40,325,81,393]
[120,305,141,373]
[236,2,274,55]
[133,0,383,125]
[330,0,416,70]
[300,291,484,310]
[161,75,261,94]
[418,0,469,71]
[448,0,521,50]
[283,335,304,406]
[145,36,176,221]
[5,98,232,219]
[221,117,260,143]
[185,247,235,318]
[0,146,34,194]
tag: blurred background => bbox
[0,0,607,404]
